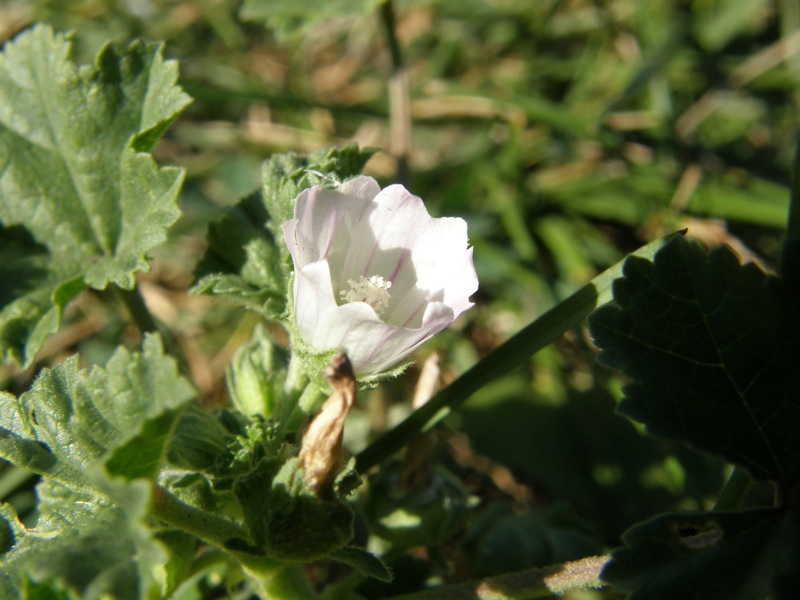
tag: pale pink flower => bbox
[283,176,478,376]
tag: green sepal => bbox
[234,456,356,562]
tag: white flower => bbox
[282,175,478,376]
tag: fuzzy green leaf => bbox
[602,508,800,600]
[192,145,376,318]
[192,191,288,318]
[0,334,195,488]
[0,25,190,365]
[589,236,800,486]
[240,0,384,38]
[0,478,168,600]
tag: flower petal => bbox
[283,176,380,275]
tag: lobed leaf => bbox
[602,508,800,600]
[0,478,167,600]
[589,236,800,487]
[0,334,195,488]
[0,25,191,366]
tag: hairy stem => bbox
[388,554,611,600]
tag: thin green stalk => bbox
[115,284,159,334]
[356,231,683,472]
[712,467,751,512]
[387,554,610,600]
[114,283,190,374]
[779,135,800,283]
[379,0,411,185]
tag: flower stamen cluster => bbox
[340,275,392,316]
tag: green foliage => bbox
[589,236,800,598]
[234,456,355,561]
[602,509,799,600]
[240,0,384,39]
[0,334,195,488]
[590,237,800,487]
[0,24,190,367]
[192,146,376,319]
[0,335,193,598]
[364,460,472,549]
[2,1,799,598]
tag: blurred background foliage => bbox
[0,0,795,596]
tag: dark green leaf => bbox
[589,236,800,486]
[0,226,85,367]
[602,508,800,600]
[105,407,185,481]
[192,191,288,318]
[329,545,393,582]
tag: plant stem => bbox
[387,554,611,600]
[356,232,683,472]
[116,284,160,334]
[379,0,411,185]
[114,283,191,374]
[780,135,800,283]
[712,467,751,512]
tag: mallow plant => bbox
[1,23,799,600]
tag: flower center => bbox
[340,275,392,315]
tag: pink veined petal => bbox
[315,300,456,375]
[284,177,380,270]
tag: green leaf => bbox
[602,508,800,600]
[1,478,168,600]
[192,145,376,318]
[192,191,289,318]
[0,334,195,487]
[329,546,393,582]
[240,0,384,39]
[0,226,84,368]
[0,25,190,365]
[589,236,800,487]
[105,407,186,481]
